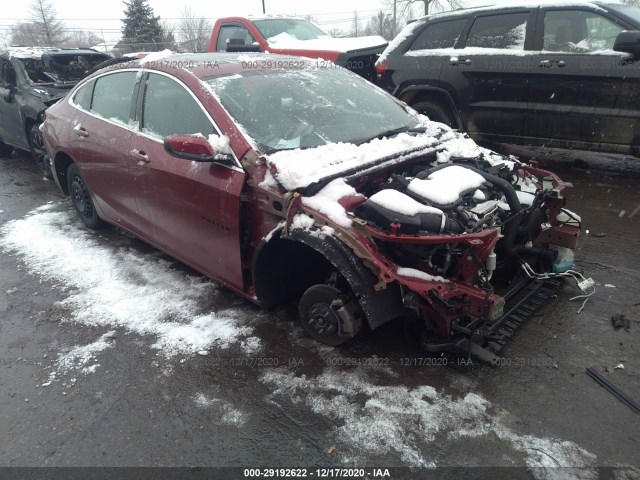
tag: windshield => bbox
[18,53,109,84]
[204,67,420,153]
[252,19,329,41]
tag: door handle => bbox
[449,57,471,66]
[73,125,89,137]
[129,149,150,163]
[539,59,565,68]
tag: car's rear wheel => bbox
[67,163,105,230]
[0,140,14,157]
[412,101,456,128]
[298,284,362,346]
[28,124,52,178]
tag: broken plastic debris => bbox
[619,210,626,218]
[604,284,616,288]
[614,364,625,370]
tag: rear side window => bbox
[142,73,213,138]
[217,25,256,51]
[465,13,529,50]
[409,19,468,50]
[72,79,94,110]
[91,72,137,124]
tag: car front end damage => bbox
[258,149,581,364]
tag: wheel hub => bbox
[308,303,339,335]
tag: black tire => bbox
[0,139,14,157]
[412,101,456,128]
[28,123,52,178]
[298,284,362,346]
[67,163,105,230]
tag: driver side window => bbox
[543,10,624,53]
[142,73,214,139]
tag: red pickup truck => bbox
[208,16,387,81]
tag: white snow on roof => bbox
[6,46,57,59]
[377,21,423,64]
[301,178,357,228]
[0,203,254,357]
[368,189,444,217]
[138,49,174,66]
[267,33,387,53]
[261,367,597,470]
[408,165,487,206]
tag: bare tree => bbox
[393,0,463,16]
[365,11,395,40]
[10,22,42,46]
[351,11,361,37]
[327,27,345,38]
[177,7,212,53]
[622,0,640,6]
[29,0,67,46]
[63,30,104,48]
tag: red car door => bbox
[131,72,246,290]
[74,70,142,230]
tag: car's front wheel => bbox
[67,163,105,230]
[28,124,52,178]
[412,101,456,128]
[298,284,362,346]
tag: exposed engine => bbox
[354,161,568,280]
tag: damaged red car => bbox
[41,53,581,364]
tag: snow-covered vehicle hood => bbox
[267,33,388,53]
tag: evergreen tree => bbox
[121,0,164,52]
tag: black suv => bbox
[375,1,640,158]
[0,47,110,175]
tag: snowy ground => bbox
[0,152,639,476]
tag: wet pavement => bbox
[0,149,639,477]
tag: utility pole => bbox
[393,0,397,37]
[262,0,266,14]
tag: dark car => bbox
[375,1,640,158]
[0,47,111,176]
[42,53,581,364]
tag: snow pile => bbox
[301,179,357,228]
[43,331,116,387]
[267,33,387,53]
[194,393,247,426]
[408,165,486,206]
[0,203,253,357]
[397,267,449,283]
[290,213,315,230]
[368,189,444,217]
[208,133,232,155]
[261,367,597,473]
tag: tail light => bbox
[375,60,389,75]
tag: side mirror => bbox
[163,134,234,164]
[226,38,262,53]
[613,30,640,55]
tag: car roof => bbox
[414,0,621,22]
[119,52,333,79]
[2,46,108,59]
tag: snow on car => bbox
[39,53,582,364]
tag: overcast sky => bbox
[0,0,508,43]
